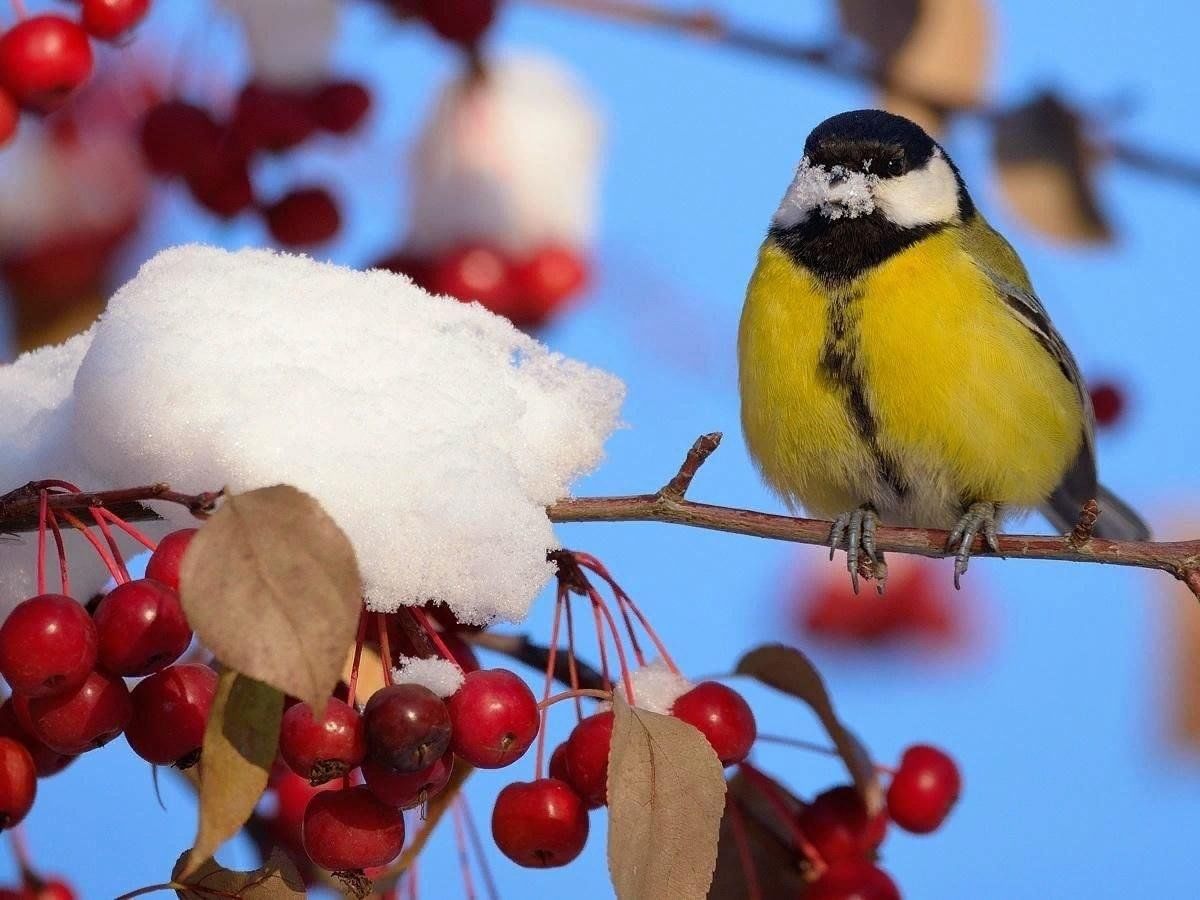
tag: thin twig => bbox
[547,432,1200,600]
[0,483,221,534]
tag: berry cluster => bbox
[0,3,152,148]
[139,79,369,244]
[377,243,589,331]
[0,872,75,900]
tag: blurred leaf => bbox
[608,693,726,900]
[735,644,883,815]
[992,92,1112,243]
[342,642,387,705]
[837,0,921,59]
[710,772,808,900]
[173,848,305,898]
[180,485,363,714]
[181,672,283,878]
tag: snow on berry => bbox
[392,656,466,699]
[220,0,339,89]
[625,660,693,715]
[0,246,623,624]
[407,54,603,258]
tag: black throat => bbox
[769,211,945,284]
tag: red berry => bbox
[0,594,97,698]
[415,0,497,47]
[670,681,756,766]
[0,738,36,830]
[281,697,366,785]
[0,699,73,778]
[186,151,254,218]
[797,785,886,865]
[94,578,192,676]
[20,670,132,755]
[0,16,93,113]
[447,669,539,769]
[562,711,613,808]
[302,785,406,871]
[491,778,589,868]
[362,750,453,809]
[125,664,217,766]
[548,742,569,782]
[30,880,74,900]
[807,860,901,900]
[80,0,152,42]
[0,88,17,148]
[510,245,589,327]
[426,245,517,317]
[264,187,341,247]
[231,82,317,154]
[145,528,198,593]
[268,769,341,855]
[140,104,222,177]
[308,81,370,134]
[363,683,451,773]
[886,744,960,834]
[1089,381,1126,428]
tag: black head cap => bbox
[804,109,937,178]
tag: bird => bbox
[737,108,1149,591]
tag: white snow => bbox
[222,0,339,88]
[773,157,878,227]
[0,245,624,623]
[406,54,604,256]
[598,660,693,715]
[392,656,465,699]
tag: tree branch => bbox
[0,483,220,534]
[547,433,1200,600]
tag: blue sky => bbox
[4,1,1200,897]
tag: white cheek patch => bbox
[871,151,960,228]
[773,157,878,227]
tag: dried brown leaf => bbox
[837,0,921,60]
[181,671,284,878]
[710,772,808,900]
[180,484,363,713]
[735,644,883,815]
[608,693,726,900]
[342,643,386,705]
[173,848,305,898]
[992,92,1112,244]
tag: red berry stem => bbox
[8,825,32,875]
[56,509,126,585]
[347,608,368,708]
[36,490,48,596]
[93,508,158,551]
[451,799,479,900]
[739,763,828,877]
[537,688,612,710]
[376,612,395,686]
[534,585,566,780]
[406,859,420,900]
[562,590,584,721]
[410,606,464,673]
[459,794,501,900]
[583,583,636,704]
[575,551,681,675]
[47,509,70,597]
[9,0,27,21]
[724,796,764,900]
[88,509,131,584]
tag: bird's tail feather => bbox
[1042,484,1151,541]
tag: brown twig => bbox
[464,630,607,690]
[547,432,1200,600]
[0,483,221,534]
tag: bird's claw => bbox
[946,501,1001,589]
[828,505,888,594]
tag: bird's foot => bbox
[828,504,888,595]
[946,501,1002,589]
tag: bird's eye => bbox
[886,158,907,177]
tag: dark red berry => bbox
[491,778,589,868]
[797,785,886,865]
[447,669,539,769]
[94,578,192,676]
[438,631,480,672]
[264,187,341,247]
[0,699,73,778]
[281,697,366,785]
[125,664,217,766]
[231,82,317,154]
[415,0,497,47]
[0,738,35,830]
[20,670,132,755]
[267,769,341,856]
[670,681,756,766]
[0,16,93,113]
[302,785,406,871]
[186,151,254,218]
[0,594,97,698]
[886,744,961,834]
[80,0,152,42]
[426,245,517,317]
[145,528,198,592]
[308,81,370,134]
[140,104,222,177]
[807,860,901,900]
[363,683,451,773]
[29,879,75,900]
[362,750,453,809]
[510,245,588,327]
[1089,381,1126,429]
[0,88,17,148]
[373,250,432,288]
[548,742,570,782]
[562,710,613,808]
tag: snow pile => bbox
[0,245,624,623]
[407,54,604,256]
[222,0,339,88]
[622,661,693,715]
[392,657,465,698]
[774,158,878,227]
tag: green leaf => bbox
[607,693,726,900]
[179,484,363,714]
[180,671,283,878]
[735,644,883,815]
[172,848,305,898]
